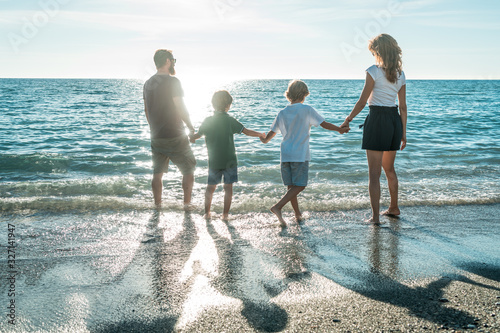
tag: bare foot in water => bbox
[271,206,287,227]
[365,216,383,225]
[381,208,400,217]
[184,203,195,212]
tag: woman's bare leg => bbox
[382,151,400,216]
[366,150,384,224]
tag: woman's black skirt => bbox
[362,105,403,151]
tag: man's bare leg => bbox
[381,151,400,216]
[152,173,163,207]
[222,183,233,220]
[271,186,306,227]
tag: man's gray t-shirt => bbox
[143,74,184,139]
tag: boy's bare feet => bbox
[381,208,400,217]
[295,213,303,222]
[222,214,229,221]
[271,206,287,227]
[204,212,212,219]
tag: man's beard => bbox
[169,63,176,75]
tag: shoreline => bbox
[0,203,499,332]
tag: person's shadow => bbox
[368,219,400,277]
[300,219,481,329]
[205,218,290,332]
[93,211,199,333]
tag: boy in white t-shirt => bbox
[261,80,349,226]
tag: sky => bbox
[1,0,499,80]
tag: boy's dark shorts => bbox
[151,135,196,175]
[207,166,238,185]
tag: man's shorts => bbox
[281,161,309,187]
[151,135,196,175]
[207,166,238,185]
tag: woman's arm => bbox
[341,72,375,127]
[398,84,407,150]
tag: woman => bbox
[341,33,407,224]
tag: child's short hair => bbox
[212,90,233,112]
[285,79,309,103]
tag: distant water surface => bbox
[1,78,499,213]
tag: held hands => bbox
[259,133,267,143]
[188,130,197,143]
[339,115,353,132]
[338,126,350,134]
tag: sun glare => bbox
[180,74,235,126]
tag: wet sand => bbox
[1,204,499,332]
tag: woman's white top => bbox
[366,65,406,107]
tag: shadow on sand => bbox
[93,211,198,333]
[205,218,290,332]
[301,218,498,329]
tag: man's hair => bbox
[154,49,174,69]
[285,79,309,103]
[212,90,233,112]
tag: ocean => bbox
[1,78,499,213]
[1,78,500,332]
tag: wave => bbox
[1,193,498,214]
[1,177,498,214]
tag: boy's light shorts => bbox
[208,166,238,185]
[281,161,309,187]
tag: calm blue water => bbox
[1,78,499,213]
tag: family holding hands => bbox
[143,33,407,226]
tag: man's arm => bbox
[173,96,195,134]
[242,128,266,139]
[260,131,276,144]
[144,104,150,124]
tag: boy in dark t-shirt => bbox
[190,90,264,219]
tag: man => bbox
[143,49,196,208]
